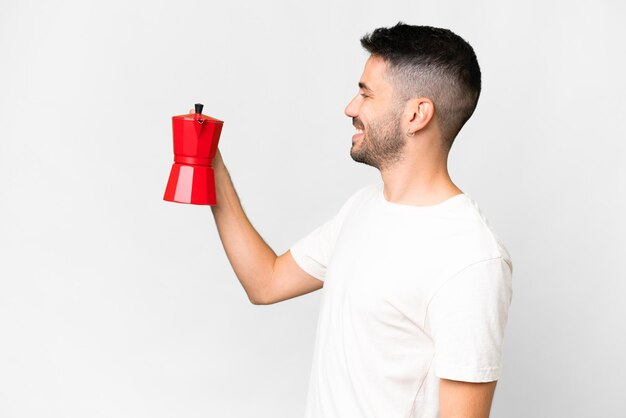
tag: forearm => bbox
[210,155,276,303]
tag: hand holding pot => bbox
[188,108,224,170]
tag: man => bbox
[210,22,513,418]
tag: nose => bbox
[344,94,360,119]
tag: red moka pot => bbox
[163,103,224,205]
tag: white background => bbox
[1,0,625,417]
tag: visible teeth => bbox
[356,128,364,133]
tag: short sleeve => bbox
[425,257,513,382]
[289,218,335,281]
[289,187,365,282]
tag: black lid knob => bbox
[194,103,204,115]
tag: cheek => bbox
[363,115,375,131]
[359,109,372,126]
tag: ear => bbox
[404,97,435,134]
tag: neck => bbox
[379,144,463,207]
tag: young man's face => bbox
[344,55,407,170]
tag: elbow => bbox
[250,295,272,305]
[248,291,267,305]
[248,294,262,305]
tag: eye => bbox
[360,93,369,98]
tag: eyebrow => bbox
[358,82,373,92]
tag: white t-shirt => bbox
[290,181,513,418]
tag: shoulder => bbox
[452,194,514,272]
[351,181,381,201]
[337,181,381,211]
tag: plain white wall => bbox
[1,0,625,416]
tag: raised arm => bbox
[209,149,323,304]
